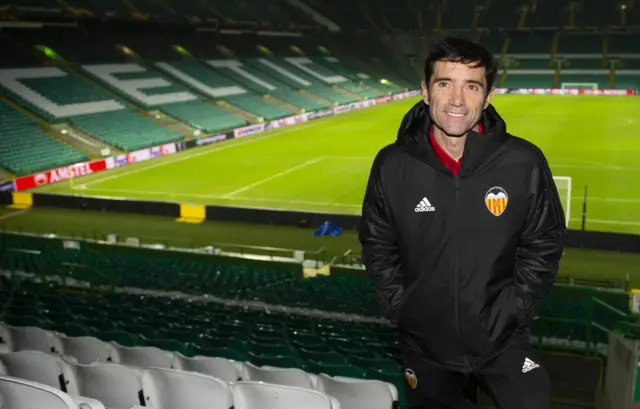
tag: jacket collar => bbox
[395,99,510,178]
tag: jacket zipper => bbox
[454,176,472,373]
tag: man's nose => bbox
[450,86,465,106]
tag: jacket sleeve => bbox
[514,153,568,323]
[359,152,403,325]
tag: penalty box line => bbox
[72,187,362,209]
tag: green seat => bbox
[248,352,307,370]
[142,337,199,357]
[300,349,349,365]
[95,331,140,347]
[250,342,297,357]
[308,362,367,378]
[200,347,248,362]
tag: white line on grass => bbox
[570,218,640,227]
[84,186,362,208]
[551,157,640,171]
[81,121,325,188]
[571,196,640,204]
[222,157,326,198]
[0,209,30,220]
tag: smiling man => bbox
[359,37,567,408]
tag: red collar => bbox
[428,123,484,176]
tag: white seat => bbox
[59,336,112,364]
[0,375,79,409]
[73,362,145,409]
[317,373,395,409]
[141,367,233,409]
[5,325,57,353]
[231,381,340,409]
[172,352,240,382]
[0,350,106,409]
[244,362,315,389]
[0,350,65,391]
[111,343,174,368]
[334,376,399,404]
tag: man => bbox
[359,36,567,409]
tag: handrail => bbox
[0,228,325,259]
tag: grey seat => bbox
[244,362,315,389]
[231,381,340,409]
[141,367,233,409]
[73,362,145,409]
[59,336,112,364]
[171,352,240,383]
[111,343,174,368]
[0,375,79,409]
[316,373,396,409]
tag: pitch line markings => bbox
[222,157,326,198]
[569,218,640,227]
[0,209,30,220]
[76,121,325,188]
[73,187,362,208]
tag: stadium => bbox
[0,0,640,408]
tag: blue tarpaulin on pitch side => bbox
[313,221,343,237]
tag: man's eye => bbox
[438,82,449,88]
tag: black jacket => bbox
[359,100,567,372]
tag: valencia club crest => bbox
[485,186,508,216]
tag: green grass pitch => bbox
[29,94,640,235]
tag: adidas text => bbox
[415,197,435,212]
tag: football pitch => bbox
[30,94,640,235]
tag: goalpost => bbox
[560,83,598,90]
[553,176,572,228]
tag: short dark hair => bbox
[423,36,497,93]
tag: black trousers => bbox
[401,344,551,409]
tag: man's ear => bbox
[421,80,430,104]
[484,88,494,109]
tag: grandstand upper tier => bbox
[0,22,407,176]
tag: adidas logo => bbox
[522,357,540,373]
[415,197,435,212]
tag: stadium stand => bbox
[0,99,88,175]
[68,109,183,151]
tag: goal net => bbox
[553,176,572,228]
[560,83,598,90]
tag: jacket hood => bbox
[395,99,510,177]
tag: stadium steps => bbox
[334,85,365,101]
[212,100,261,123]
[297,89,334,107]
[40,123,99,160]
[261,94,302,115]
[48,122,121,157]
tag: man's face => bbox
[422,60,493,137]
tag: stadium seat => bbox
[172,353,241,382]
[244,362,315,389]
[231,381,340,409]
[110,343,174,368]
[0,350,67,392]
[141,367,233,409]
[58,335,112,364]
[3,325,58,354]
[316,374,397,409]
[0,351,106,409]
[0,375,80,409]
[72,362,146,409]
